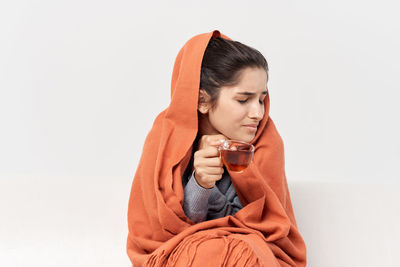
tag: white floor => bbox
[289,181,400,267]
[0,175,132,267]
[1,175,399,266]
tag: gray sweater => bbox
[182,159,243,223]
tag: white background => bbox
[1,0,399,266]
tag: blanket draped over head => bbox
[127,30,307,267]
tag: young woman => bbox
[127,30,307,266]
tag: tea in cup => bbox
[218,139,254,172]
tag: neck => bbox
[197,112,218,138]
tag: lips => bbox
[243,124,258,128]
[243,124,258,132]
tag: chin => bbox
[237,136,252,143]
[245,134,257,143]
[228,132,254,143]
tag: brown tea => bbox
[220,148,253,172]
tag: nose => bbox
[248,101,264,121]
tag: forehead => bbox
[222,68,268,95]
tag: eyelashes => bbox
[237,99,264,105]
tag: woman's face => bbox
[199,67,268,143]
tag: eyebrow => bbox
[236,90,268,96]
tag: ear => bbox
[198,89,211,114]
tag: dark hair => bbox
[199,37,269,111]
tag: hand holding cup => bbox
[193,134,228,189]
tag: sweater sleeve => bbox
[206,171,243,220]
[183,170,213,223]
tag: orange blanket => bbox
[126,30,307,266]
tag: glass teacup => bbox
[218,139,255,172]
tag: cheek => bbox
[223,104,247,123]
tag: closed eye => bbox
[238,99,264,104]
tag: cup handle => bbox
[218,139,227,162]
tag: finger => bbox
[210,174,224,182]
[203,166,224,175]
[200,134,228,148]
[203,157,223,167]
[209,134,228,146]
[201,174,224,183]
[194,155,222,169]
[198,146,221,158]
